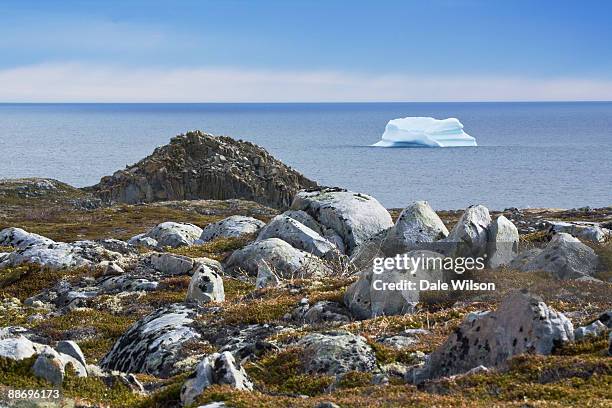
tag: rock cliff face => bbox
[88,131,317,209]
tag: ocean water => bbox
[1,102,611,210]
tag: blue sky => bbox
[1,0,611,102]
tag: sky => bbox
[1,0,611,102]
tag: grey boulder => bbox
[381,201,448,255]
[200,215,265,242]
[100,304,201,377]
[574,320,607,340]
[344,250,452,319]
[297,331,377,376]
[137,222,203,248]
[291,188,393,255]
[410,290,573,383]
[442,205,491,258]
[32,348,88,386]
[518,233,599,279]
[180,351,253,406]
[486,215,520,268]
[257,214,340,260]
[225,238,331,278]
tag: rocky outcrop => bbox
[291,188,393,255]
[410,290,573,383]
[88,131,317,209]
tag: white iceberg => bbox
[372,117,477,148]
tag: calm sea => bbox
[1,102,611,210]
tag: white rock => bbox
[257,214,340,260]
[186,263,225,303]
[519,233,599,279]
[100,304,201,377]
[127,233,159,249]
[345,250,452,319]
[0,227,54,249]
[180,351,253,406]
[410,290,573,383]
[574,320,606,340]
[255,260,281,289]
[381,201,448,255]
[297,331,377,375]
[56,340,87,368]
[225,238,331,278]
[547,221,611,243]
[486,215,519,268]
[443,205,491,258]
[150,253,195,275]
[200,215,265,242]
[291,188,393,255]
[142,222,203,248]
[0,336,38,360]
[283,210,324,234]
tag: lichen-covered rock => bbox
[344,250,451,319]
[518,233,599,279]
[100,304,201,377]
[409,290,573,383]
[442,205,491,258]
[0,227,54,249]
[257,214,340,260]
[0,229,125,270]
[200,215,265,242]
[88,131,317,209]
[255,260,281,289]
[574,320,606,340]
[224,238,331,278]
[348,229,388,272]
[150,253,196,275]
[291,188,393,255]
[127,233,160,249]
[0,334,40,360]
[297,331,377,375]
[300,301,352,324]
[180,351,253,406]
[381,201,448,255]
[186,263,225,303]
[486,215,520,268]
[139,222,203,248]
[56,340,87,368]
[32,348,87,386]
[546,221,611,243]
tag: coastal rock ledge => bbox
[87,131,317,209]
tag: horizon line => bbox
[1,100,612,104]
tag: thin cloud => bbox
[1,63,611,102]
